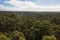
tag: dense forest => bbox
[0,11,60,40]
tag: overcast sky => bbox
[0,0,60,11]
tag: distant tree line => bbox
[0,13,60,40]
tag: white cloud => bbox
[0,5,5,11]
[0,0,60,11]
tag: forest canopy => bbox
[0,12,60,40]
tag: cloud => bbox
[0,5,5,10]
[0,0,60,11]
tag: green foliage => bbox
[10,31,25,40]
[42,35,56,40]
[0,13,60,40]
[39,20,54,35]
[0,33,11,40]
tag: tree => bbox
[53,25,60,40]
[34,20,54,40]
[0,33,11,40]
[42,35,56,40]
[10,31,26,40]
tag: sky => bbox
[0,0,60,11]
